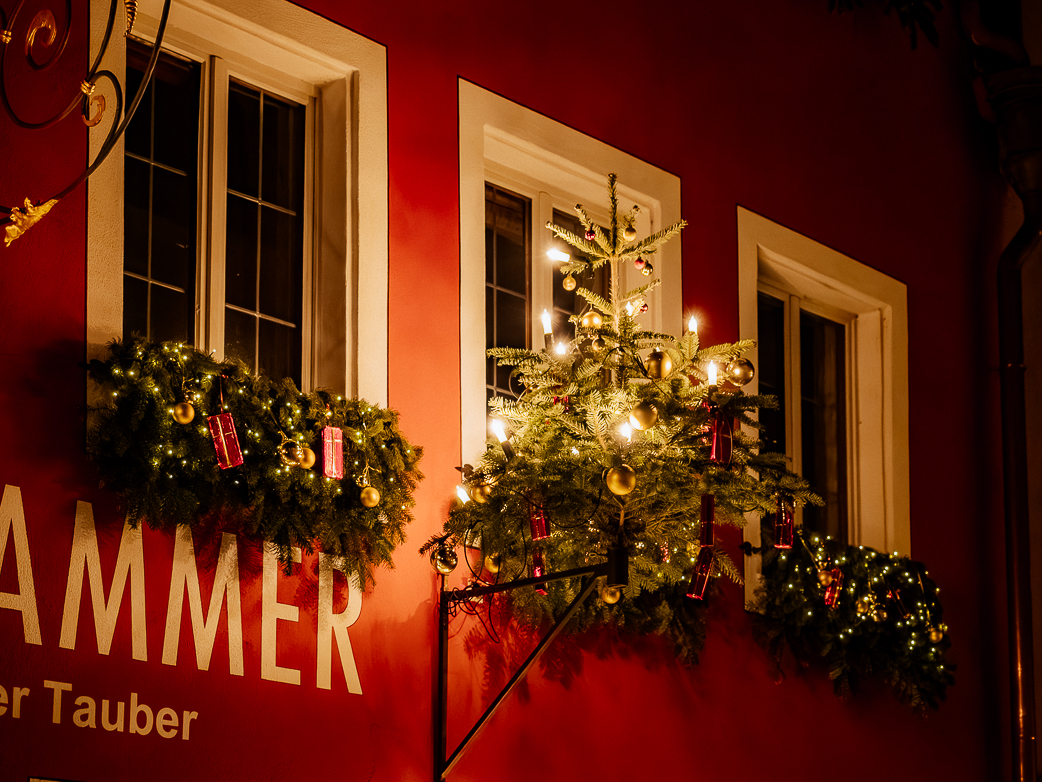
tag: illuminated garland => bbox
[86,338,423,587]
[751,529,954,713]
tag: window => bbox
[460,79,683,461]
[737,207,910,605]
[86,0,389,403]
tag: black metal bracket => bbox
[433,561,609,781]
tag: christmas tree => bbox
[427,174,818,662]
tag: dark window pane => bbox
[152,56,200,173]
[227,83,260,198]
[225,308,256,373]
[551,209,607,336]
[259,319,300,386]
[124,157,150,276]
[151,167,195,289]
[496,232,526,294]
[497,291,527,350]
[757,293,786,456]
[261,94,305,210]
[123,59,149,158]
[123,276,148,338]
[151,284,190,344]
[800,310,847,542]
[485,226,494,283]
[259,206,302,323]
[226,195,259,310]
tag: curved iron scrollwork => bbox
[1,0,171,246]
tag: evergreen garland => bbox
[86,337,423,586]
[751,528,954,713]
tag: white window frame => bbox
[86,0,388,404]
[738,206,910,606]
[459,79,683,462]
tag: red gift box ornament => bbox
[709,410,734,465]
[529,504,550,541]
[823,568,844,609]
[321,426,344,479]
[686,547,715,600]
[699,493,715,548]
[208,413,243,469]
[774,496,794,549]
[532,548,549,595]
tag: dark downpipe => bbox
[987,66,1042,782]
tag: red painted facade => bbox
[0,1,1010,780]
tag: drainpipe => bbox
[986,65,1042,782]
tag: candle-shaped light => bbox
[491,419,515,460]
[546,248,570,262]
[541,309,553,349]
[456,485,471,503]
[688,315,698,335]
[707,361,718,386]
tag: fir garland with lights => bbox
[86,337,423,586]
[425,174,819,664]
[751,529,954,713]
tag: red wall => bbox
[0,0,1008,780]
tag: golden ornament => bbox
[873,608,887,623]
[640,261,654,277]
[928,627,944,643]
[298,447,316,469]
[600,584,623,604]
[817,569,834,586]
[605,464,637,495]
[646,348,672,379]
[430,545,458,575]
[856,597,873,615]
[360,486,381,507]
[562,275,577,292]
[484,553,503,573]
[279,439,303,466]
[591,337,606,354]
[623,225,637,242]
[629,400,658,430]
[4,197,58,247]
[579,310,604,330]
[471,484,491,503]
[725,357,755,387]
[172,401,195,424]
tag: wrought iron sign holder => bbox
[0,0,172,245]
[434,550,627,781]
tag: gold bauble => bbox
[579,310,604,330]
[817,569,834,586]
[606,464,637,495]
[484,553,503,573]
[640,261,654,277]
[471,484,491,504]
[629,400,658,430]
[591,337,606,354]
[873,608,887,623]
[600,585,623,604]
[856,597,872,615]
[172,402,195,424]
[623,225,637,242]
[646,349,672,379]
[562,275,577,292]
[298,447,316,470]
[928,627,944,643]
[279,440,303,466]
[430,545,458,575]
[725,358,756,387]
[360,486,381,507]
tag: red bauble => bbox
[584,228,596,241]
[634,257,646,270]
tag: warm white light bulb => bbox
[546,248,570,262]
[541,309,552,335]
[707,362,718,385]
[626,302,634,316]
[555,341,567,355]
[688,316,698,334]
[491,419,508,443]
[456,485,471,503]
[619,422,633,442]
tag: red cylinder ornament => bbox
[532,548,549,595]
[529,504,549,541]
[774,497,794,549]
[322,426,344,479]
[686,547,715,600]
[823,568,844,609]
[207,413,243,469]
